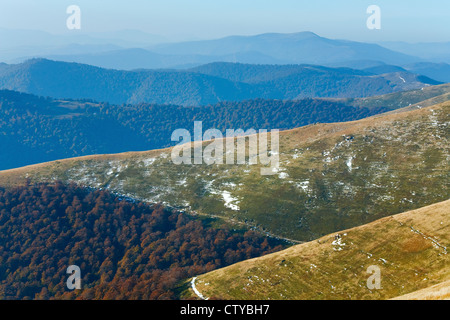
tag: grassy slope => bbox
[342,83,450,110]
[0,101,448,242]
[185,200,449,300]
[391,280,450,300]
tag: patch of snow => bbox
[323,151,333,163]
[278,172,289,179]
[222,191,240,211]
[191,277,208,300]
[181,200,190,207]
[332,235,347,251]
[223,182,237,188]
[346,156,353,172]
[296,180,310,192]
[292,149,302,159]
[142,158,156,166]
[429,109,439,127]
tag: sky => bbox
[0,0,449,42]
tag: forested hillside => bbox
[0,59,440,106]
[0,90,391,170]
[0,182,283,300]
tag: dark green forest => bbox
[0,90,390,170]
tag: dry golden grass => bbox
[280,99,450,149]
[188,199,450,300]
[401,235,433,253]
[391,280,450,300]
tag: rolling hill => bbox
[0,59,254,106]
[182,200,449,300]
[1,99,448,244]
[0,59,440,106]
[340,83,450,110]
[0,90,394,170]
[404,62,450,83]
[358,62,450,84]
[1,83,448,170]
[391,280,450,300]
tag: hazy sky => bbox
[0,0,449,42]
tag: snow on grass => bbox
[191,277,208,300]
[278,171,289,179]
[292,149,302,159]
[142,158,156,166]
[295,180,310,192]
[223,182,237,188]
[222,190,240,211]
[323,151,332,163]
[332,234,347,251]
[346,156,353,172]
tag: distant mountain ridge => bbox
[6,30,440,70]
[0,59,440,106]
[380,41,450,63]
[149,32,420,66]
